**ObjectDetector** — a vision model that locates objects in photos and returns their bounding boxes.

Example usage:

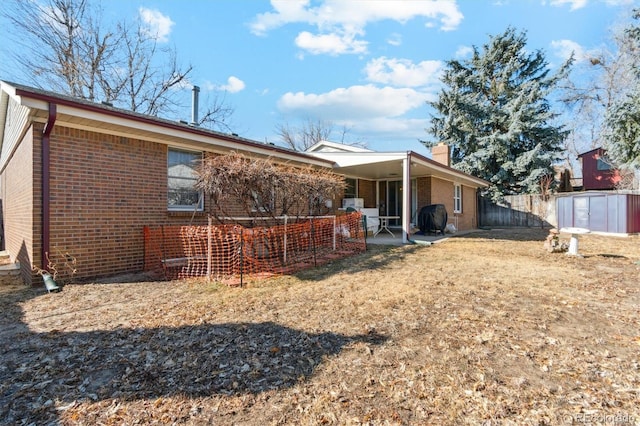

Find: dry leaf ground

[1,228,639,425]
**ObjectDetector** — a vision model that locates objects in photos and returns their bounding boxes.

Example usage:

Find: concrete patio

[364,228,466,246]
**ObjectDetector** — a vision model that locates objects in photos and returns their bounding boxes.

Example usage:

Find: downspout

[42,103,57,271]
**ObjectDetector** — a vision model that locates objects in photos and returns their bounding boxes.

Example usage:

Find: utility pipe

[42,103,57,272]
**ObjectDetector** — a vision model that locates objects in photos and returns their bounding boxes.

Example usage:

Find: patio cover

[308,150,488,243]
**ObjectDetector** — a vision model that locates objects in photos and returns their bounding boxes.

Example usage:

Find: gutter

[42,102,56,271]
[11,84,333,168]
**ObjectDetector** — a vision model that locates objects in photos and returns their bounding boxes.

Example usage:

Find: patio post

[402,153,411,244]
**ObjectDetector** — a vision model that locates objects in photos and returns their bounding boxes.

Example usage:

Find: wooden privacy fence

[478,194,557,228]
[143,213,366,285]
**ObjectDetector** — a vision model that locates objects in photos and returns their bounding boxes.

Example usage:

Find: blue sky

[1,0,637,154]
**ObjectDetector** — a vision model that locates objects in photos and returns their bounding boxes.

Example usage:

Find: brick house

[306,141,488,240]
[0,81,487,284]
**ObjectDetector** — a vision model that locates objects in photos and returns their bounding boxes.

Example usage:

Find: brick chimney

[432,143,450,167]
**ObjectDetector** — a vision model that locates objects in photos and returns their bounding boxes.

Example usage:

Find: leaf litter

[1,228,639,425]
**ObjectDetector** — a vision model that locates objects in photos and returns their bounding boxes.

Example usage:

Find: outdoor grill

[418,204,448,235]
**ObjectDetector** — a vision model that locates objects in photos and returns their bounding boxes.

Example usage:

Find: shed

[556,192,640,234]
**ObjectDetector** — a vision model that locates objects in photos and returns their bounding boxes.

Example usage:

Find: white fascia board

[306,140,374,153]
[309,151,406,167]
[312,150,489,187]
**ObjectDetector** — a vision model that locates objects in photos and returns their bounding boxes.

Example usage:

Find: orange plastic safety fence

[143,213,366,285]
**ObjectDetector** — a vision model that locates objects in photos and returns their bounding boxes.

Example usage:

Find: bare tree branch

[195,153,346,223]
[275,118,365,151]
[2,0,233,128]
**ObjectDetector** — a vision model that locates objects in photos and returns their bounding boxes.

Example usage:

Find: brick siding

[417,176,477,231]
[45,126,211,281]
[1,124,38,284]
[1,121,480,283]
[358,179,376,208]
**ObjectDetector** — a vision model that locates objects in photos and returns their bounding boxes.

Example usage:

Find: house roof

[0,81,489,188]
[577,147,605,158]
[307,148,489,188]
[306,140,373,153]
[0,80,333,169]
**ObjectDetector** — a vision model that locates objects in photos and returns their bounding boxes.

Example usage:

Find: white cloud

[139,7,174,43]
[249,0,313,36]
[548,0,588,11]
[455,45,473,59]
[352,117,429,136]
[250,0,463,55]
[295,30,368,55]
[221,76,246,93]
[277,85,435,146]
[364,57,443,87]
[251,0,463,34]
[205,76,246,93]
[277,84,432,120]
[603,0,635,5]
[551,39,587,62]
[387,33,402,47]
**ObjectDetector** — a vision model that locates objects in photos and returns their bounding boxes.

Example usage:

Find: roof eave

[4,81,333,168]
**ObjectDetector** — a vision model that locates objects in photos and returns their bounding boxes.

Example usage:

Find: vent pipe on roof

[191,85,200,126]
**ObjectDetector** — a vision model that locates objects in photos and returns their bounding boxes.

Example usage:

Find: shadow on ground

[0,285,386,424]
[462,227,549,242]
[293,243,424,282]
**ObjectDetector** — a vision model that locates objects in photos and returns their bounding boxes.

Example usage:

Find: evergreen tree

[425,27,570,201]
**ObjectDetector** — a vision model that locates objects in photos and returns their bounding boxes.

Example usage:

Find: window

[251,189,275,213]
[596,157,613,171]
[168,148,203,211]
[453,184,462,213]
[345,178,357,198]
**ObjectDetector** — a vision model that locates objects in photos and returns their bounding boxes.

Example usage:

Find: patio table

[372,216,400,237]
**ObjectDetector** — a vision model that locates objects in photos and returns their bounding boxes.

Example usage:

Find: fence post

[310,217,317,266]
[333,215,336,251]
[239,227,244,288]
[284,215,288,264]
[207,216,212,282]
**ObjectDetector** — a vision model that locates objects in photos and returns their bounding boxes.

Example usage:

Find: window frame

[250,188,276,213]
[453,183,462,214]
[344,177,358,199]
[596,157,613,171]
[167,147,204,212]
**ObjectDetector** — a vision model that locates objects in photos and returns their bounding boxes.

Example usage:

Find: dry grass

[1,228,639,425]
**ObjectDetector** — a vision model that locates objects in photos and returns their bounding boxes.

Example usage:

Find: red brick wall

[430,177,454,216]
[46,126,209,281]
[358,179,376,208]
[458,183,477,230]
[0,124,38,284]
[416,177,431,208]
[418,177,477,231]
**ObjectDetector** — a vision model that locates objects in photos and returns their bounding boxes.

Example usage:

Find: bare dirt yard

[1,228,639,425]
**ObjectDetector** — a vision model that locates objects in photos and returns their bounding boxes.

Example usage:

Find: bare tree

[2,0,233,129]
[559,9,640,173]
[275,118,363,151]
[195,153,346,223]
[195,91,235,132]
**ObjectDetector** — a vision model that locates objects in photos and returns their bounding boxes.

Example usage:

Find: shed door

[588,196,607,232]
[573,197,589,228]
[573,195,607,232]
